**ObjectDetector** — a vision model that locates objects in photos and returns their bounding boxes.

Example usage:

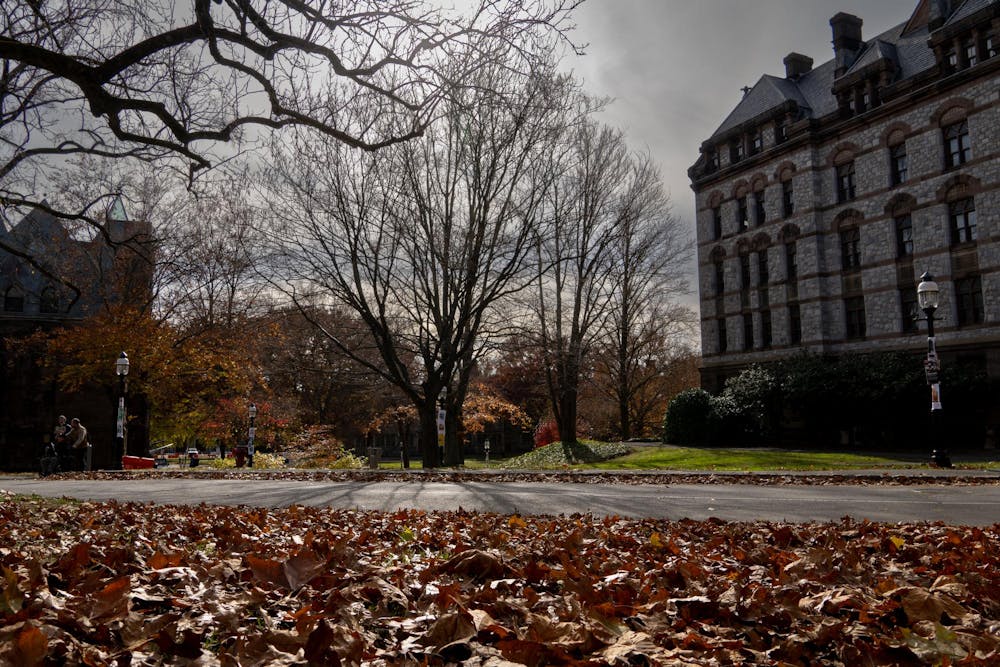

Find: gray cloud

[567,0,919,314]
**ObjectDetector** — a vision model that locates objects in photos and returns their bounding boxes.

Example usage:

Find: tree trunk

[619,392,631,441]
[557,389,578,461]
[418,405,440,468]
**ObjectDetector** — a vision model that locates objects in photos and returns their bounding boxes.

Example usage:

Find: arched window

[3,286,24,313]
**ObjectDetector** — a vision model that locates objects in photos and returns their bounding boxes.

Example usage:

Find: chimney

[784,52,814,79]
[830,12,864,77]
[928,0,952,31]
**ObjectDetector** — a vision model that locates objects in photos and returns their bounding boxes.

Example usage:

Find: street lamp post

[114,351,129,470]
[917,272,951,468]
[247,403,257,468]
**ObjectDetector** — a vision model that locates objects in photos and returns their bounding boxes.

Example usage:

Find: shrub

[663,388,713,445]
[206,452,287,469]
[299,448,365,469]
[533,420,560,449]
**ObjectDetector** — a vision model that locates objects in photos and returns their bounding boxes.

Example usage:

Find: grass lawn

[583,446,926,471]
[364,443,999,471]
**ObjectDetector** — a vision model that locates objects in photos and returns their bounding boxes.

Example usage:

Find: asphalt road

[3,477,1000,525]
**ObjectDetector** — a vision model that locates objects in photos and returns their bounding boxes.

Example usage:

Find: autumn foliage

[2,490,998,665]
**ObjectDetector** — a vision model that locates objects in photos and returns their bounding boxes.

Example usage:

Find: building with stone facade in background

[689,0,1000,424]
[0,199,153,470]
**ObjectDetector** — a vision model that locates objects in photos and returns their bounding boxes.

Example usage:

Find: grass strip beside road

[584,446,929,471]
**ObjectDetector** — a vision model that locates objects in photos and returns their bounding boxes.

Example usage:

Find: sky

[564,0,921,310]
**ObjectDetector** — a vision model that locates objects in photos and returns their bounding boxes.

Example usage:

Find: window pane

[895,215,913,257]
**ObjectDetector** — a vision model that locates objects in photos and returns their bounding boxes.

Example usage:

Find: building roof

[706,0,996,142]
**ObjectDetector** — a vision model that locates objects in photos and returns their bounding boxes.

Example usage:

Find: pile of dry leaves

[1,492,998,665]
[47,468,1000,487]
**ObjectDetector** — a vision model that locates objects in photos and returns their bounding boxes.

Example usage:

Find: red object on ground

[122,455,155,469]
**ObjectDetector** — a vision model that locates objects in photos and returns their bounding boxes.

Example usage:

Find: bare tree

[531,120,627,448]
[531,121,692,447]
[599,152,694,439]
[1,0,581,289]
[264,66,575,466]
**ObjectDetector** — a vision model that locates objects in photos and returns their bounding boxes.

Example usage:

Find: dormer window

[775,121,787,144]
[965,40,978,67]
[946,49,958,70]
[861,91,871,111]
[750,132,763,156]
[986,34,997,59]
[706,150,719,173]
[730,139,744,163]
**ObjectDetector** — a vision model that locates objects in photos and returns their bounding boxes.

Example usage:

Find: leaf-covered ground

[1,491,999,665]
[41,467,1000,487]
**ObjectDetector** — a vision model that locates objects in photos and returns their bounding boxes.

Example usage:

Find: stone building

[0,199,153,470]
[689,0,1000,411]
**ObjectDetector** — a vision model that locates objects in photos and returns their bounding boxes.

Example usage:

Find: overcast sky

[564,0,920,309]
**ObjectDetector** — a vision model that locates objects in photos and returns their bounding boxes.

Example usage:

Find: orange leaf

[247,554,288,588]
[92,576,131,621]
[15,624,48,666]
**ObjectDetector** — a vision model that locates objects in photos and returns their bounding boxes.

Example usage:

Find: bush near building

[664,352,997,449]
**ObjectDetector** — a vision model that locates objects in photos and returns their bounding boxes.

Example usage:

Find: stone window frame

[788,302,802,345]
[707,190,725,240]
[774,162,796,219]
[840,226,862,271]
[750,175,768,227]
[889,142,908,186]
[949,197,977,245]
[3,285,25,313]
[730,137,745,164]
[835,161,857,203]
[717,318,728,354]
[742,312,754,351]
[954,275,984,327]
[964,39,978,67]
[778,223,800,282]
[943,118,971,169]
[894,214,914,258]
[985,32,997,59]
[760,309,773,349]
[739,250,752,292]
[885,192,918,260]
[711,246,727,297]
[844,295,867,340]
[882,123,912,188]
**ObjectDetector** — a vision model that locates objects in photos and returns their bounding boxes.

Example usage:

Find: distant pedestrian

[53,415,72,470]
[67,418,89,471]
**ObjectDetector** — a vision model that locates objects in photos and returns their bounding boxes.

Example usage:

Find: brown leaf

[283,548,326,589]
[893,587,971,624]
[247,554,287,588]
[437,549,514,580]
[15,624,48,666]
[422,611,476,649]
[1,566,24,615]
[91,576,131,621]
[304,619,363,666]
[147,550,183,570]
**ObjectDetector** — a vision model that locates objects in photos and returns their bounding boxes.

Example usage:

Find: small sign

[930,383,942,411]
[924,357,940,385]
[116,397,126,438]
[437,409,446,446]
